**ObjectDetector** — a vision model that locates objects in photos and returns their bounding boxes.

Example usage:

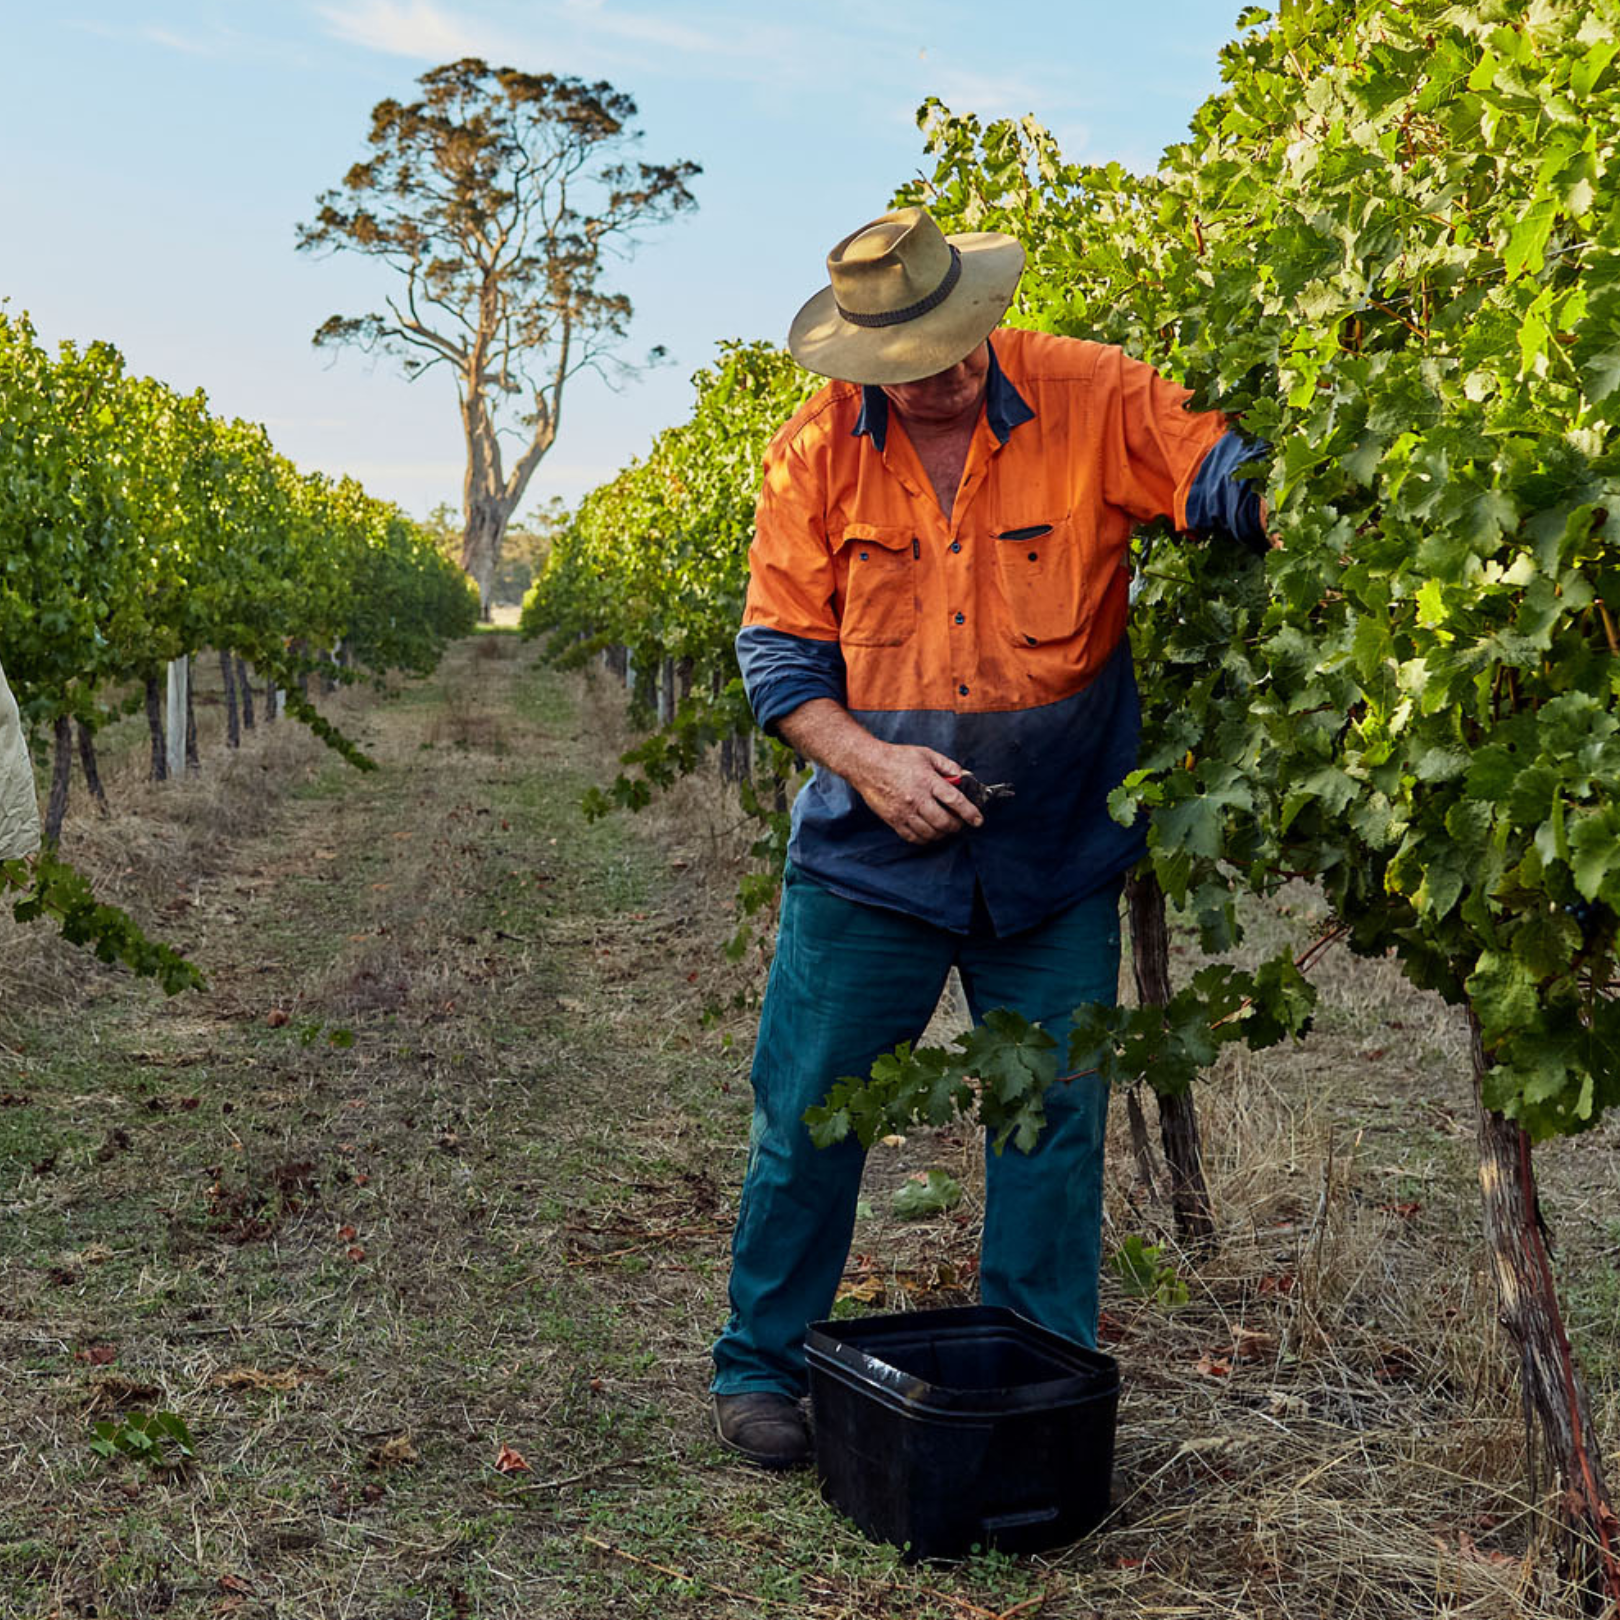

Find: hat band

[834,245,962,329]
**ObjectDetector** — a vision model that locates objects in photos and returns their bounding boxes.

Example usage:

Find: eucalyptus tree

[298,59,700,616]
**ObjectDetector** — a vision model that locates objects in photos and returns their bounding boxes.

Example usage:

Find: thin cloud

[67,16,311,66]
[315,0,501,60]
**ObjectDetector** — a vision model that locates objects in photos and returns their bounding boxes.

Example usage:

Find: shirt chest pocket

[836,524,918,648]
[992,517,1089,646]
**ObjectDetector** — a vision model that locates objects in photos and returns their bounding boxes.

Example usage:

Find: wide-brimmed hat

[787,206,1025,386]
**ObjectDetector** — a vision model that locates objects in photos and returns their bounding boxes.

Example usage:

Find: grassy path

[0,635,1614,1619]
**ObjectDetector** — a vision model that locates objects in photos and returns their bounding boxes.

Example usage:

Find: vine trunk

[144,677,166,782]
[44,716,72,846]
[1469,1013,1620,1612]
[1125,869,1216,1248]
[76,720,108,814]
[220,650,239,748]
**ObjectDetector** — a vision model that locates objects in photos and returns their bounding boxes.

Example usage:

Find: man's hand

[775,699,984,845]
[849,743,983,845]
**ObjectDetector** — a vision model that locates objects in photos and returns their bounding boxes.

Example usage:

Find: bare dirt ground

[0,634,1614,1619]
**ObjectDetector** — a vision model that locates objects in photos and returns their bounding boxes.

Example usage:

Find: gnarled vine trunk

[76,720,108,814]
[1125,869,1216,1249]
[236,658,255,730]
[43,716,72,846]
[184,657,199,772]
[145,677,167,783]
[1469,1013,1620,1612]
[220,650,240,748]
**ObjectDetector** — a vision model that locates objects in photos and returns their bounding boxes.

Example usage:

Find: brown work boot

[713,1392,811,1470]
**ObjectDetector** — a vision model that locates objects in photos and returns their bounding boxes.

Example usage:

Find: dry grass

[0,636,1613,1619]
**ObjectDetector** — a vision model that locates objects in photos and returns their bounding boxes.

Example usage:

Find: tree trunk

[237,658,255,730]
[677,656,694,705]
[220,650,240,748]
[44,716,72,846]
[293,640,311,700]
[145,677,167,783]
[1125,869,1217,1249]
[461,495,510,623]
[265,678,277,724]
[75,720,109,814]
[1469,1013,1620,1611]
[184,657,199,772]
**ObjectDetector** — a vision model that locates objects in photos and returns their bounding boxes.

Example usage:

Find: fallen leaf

[337,1225,358,1242]
[493,1443,530,1475]
[1194,1353,1232,1378]
[266,1009,290,1029]
[835,1275,885,1304]
[1379,1200,1423,1220]
[218,1574,253,1594]
[1231,1327,1278,1362]
[86,1374,159,1413]
[76,1344,117,1366]
[346,1246,366,1262]
[211,1366,320,1393]
[368,1434,418,1470]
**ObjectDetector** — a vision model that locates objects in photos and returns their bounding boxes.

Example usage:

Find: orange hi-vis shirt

[736,326,1244,934]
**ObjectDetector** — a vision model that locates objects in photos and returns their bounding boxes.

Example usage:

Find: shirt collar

[851,337,1035,454]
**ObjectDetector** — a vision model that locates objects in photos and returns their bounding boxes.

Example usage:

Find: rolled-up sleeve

[1184,428,1270,555]
[738,428,845,735]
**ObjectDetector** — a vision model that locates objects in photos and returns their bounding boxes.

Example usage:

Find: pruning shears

[944,771,1015,811]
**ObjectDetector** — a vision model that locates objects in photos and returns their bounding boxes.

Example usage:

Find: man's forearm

[775,699,886,791]
[775,698,983,846]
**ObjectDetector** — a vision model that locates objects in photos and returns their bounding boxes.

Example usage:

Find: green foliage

[891,1168,964,1219]
[0,310,478,753]
[88,1410,196,1469]
[894,0,1620,1140]
[1110,1235,1190,1308]
[2,853,204,995]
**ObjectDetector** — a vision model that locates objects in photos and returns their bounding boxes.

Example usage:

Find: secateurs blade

[944,772,1016,810]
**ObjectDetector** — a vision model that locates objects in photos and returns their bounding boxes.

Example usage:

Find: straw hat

[787,207,1025,386]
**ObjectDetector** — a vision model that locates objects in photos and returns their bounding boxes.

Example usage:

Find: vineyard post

[164,657,188,780]
[658,658,676,726]
[265,679,279,724]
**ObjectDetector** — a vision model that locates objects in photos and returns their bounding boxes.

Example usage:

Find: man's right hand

[850,743,984,845]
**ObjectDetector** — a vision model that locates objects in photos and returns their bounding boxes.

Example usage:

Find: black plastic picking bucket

[805,1304,1120,1562]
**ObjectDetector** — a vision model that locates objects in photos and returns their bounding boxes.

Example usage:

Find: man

[712,207,1266,1469]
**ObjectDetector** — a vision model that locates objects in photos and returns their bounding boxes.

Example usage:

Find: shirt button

[1027,551,1039,562]
[950,540,961,553]
[954,612,965,625]
[958,684,970,696]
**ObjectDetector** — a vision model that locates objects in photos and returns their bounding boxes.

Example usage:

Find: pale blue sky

[1,1,1240,519]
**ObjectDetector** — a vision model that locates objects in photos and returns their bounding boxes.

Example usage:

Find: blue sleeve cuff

[1185,429,1269,554]
[735,625,847,736]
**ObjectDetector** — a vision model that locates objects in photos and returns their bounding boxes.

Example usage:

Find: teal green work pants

[710,864,1122,1397]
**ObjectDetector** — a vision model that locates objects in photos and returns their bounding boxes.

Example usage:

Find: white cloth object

[0,661,40,860]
